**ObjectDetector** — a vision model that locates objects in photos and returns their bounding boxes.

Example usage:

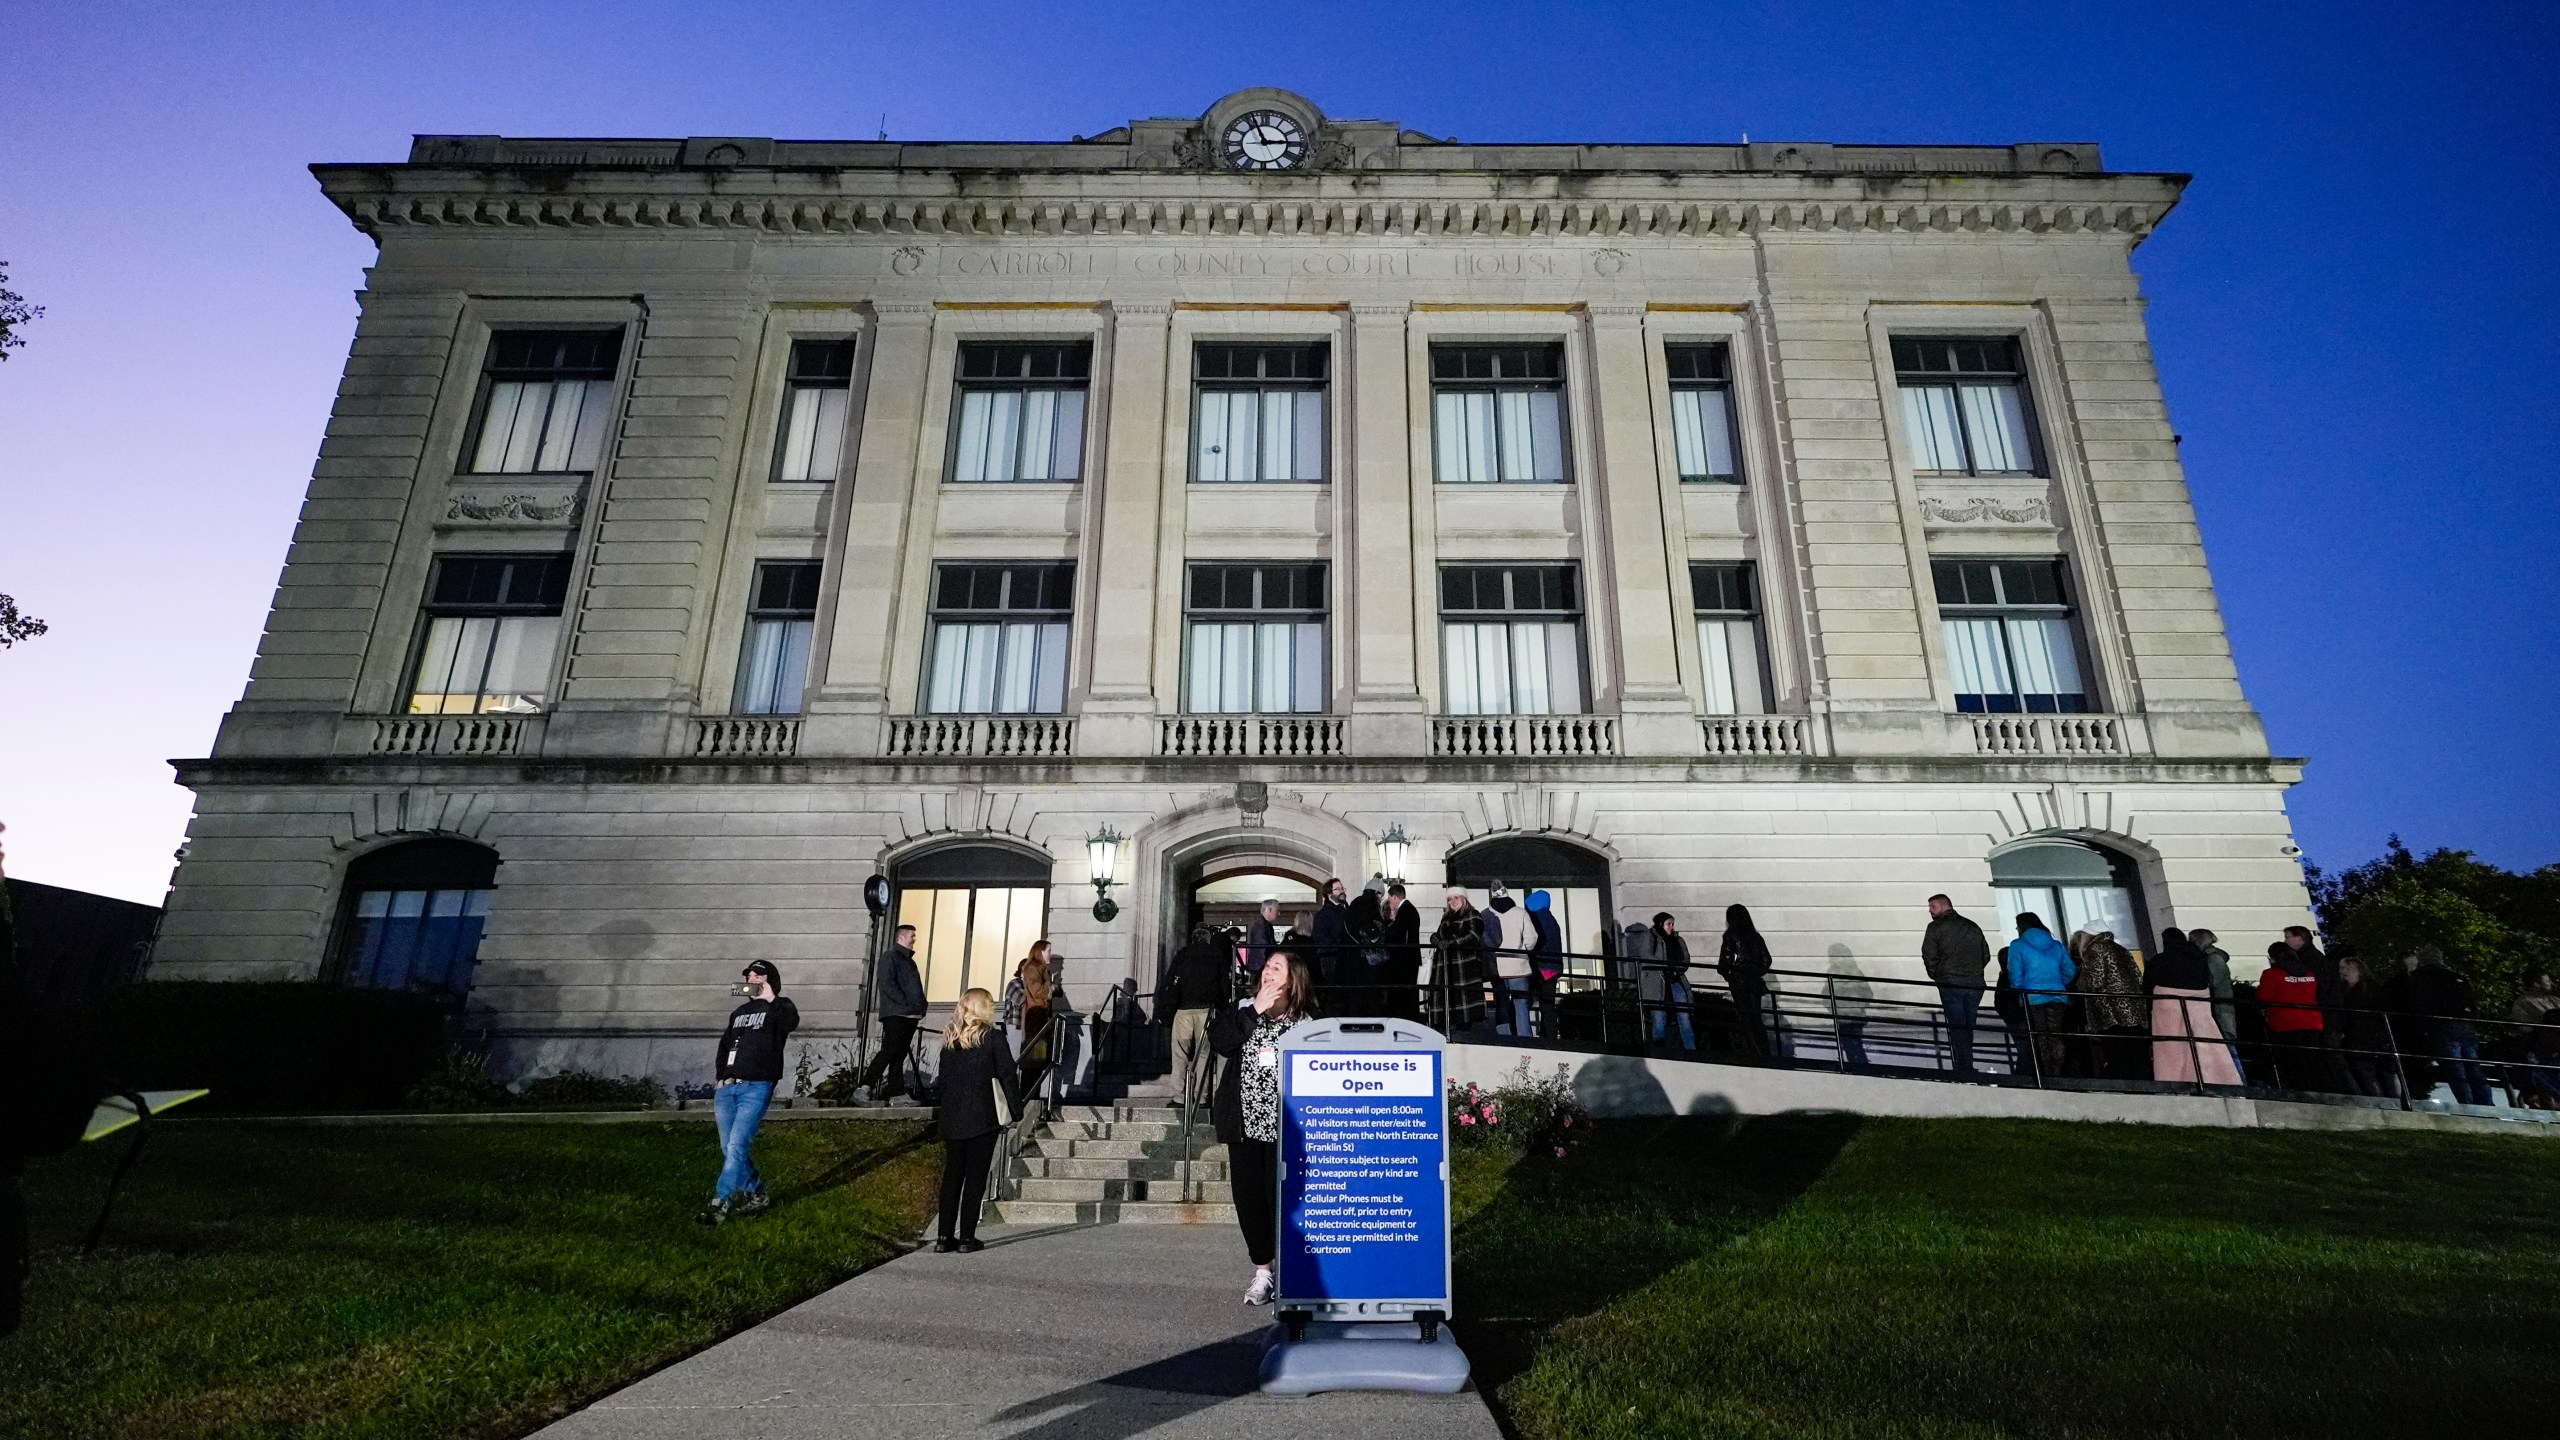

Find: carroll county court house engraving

[154,89,2313,1078]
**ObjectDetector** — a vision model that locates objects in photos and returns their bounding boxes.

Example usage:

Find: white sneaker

[1244,1270,1275,1306]
[851,1085,873,1104]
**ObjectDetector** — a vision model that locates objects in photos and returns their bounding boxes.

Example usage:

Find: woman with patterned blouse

[1208,950,1315,1307]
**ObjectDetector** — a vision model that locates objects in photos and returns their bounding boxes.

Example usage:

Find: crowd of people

[702,886,2560,1269]
[1153,886,2560,1114]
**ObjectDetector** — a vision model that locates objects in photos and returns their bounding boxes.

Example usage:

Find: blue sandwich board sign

[1274,1017,1451,1332]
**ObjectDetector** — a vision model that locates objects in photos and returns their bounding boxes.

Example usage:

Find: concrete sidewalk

[533,1222,1504,1439]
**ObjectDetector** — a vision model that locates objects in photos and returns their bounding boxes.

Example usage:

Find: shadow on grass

[1454,1109,1865,1431]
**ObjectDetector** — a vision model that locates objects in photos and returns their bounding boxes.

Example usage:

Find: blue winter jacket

[1524,891,1565,976]
[2007,928,2075,1005]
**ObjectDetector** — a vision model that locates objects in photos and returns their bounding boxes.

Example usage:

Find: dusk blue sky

[2,1,2554,902]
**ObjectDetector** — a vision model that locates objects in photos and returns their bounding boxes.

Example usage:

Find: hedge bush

[89,982,448,1114]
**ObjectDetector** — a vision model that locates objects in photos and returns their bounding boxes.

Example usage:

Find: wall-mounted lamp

[1377,824,1411,886]
[1087,825,1125,922]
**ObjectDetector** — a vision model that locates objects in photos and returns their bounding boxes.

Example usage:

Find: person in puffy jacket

[2071,926,2149,1081]
[2006,915,2074,1080]
[2259,940,2339,1093]
[1525,890,1565,1031]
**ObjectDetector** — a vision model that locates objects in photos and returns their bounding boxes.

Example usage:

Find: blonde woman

[933,987,1022,1253]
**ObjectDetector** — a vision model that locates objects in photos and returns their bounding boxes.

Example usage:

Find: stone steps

[991,1097,1233,1226]
[989,1198,1239,1225]
[1014,1155,1232,1181]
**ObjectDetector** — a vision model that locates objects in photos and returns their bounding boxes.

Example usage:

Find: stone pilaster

[1584,304,1702,756]
[804,301,937,757]
[1076,300,1176,758]
[1345,302,1425,757]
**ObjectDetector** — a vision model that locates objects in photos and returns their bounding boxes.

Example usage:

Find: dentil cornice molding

[325,181,2174,245]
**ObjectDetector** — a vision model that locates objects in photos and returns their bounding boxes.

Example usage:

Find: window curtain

[346,888,491,998]
[1187,621,1323,712]
[1671,388,1737,480]
[954,389,1085,482]
[777,385,849,481]
[2003,616,2084,712]
[473,379,613,474]
[410,615,558,715]
[738,617,814,715]
[1899,384,1968,473]
[928,621,1068,714]
[1942,617,2014,711]
[1444,621,1580,714]
[1697,618,1766,715]
[1957,382,2031,473]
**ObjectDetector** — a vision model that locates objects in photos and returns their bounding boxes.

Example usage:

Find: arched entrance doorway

[1988,836,2152,958]
[1446,834,1614,976]
[889,842,1053,1007]
[332,836,500,1002]
[1151,831,1340,997]
[1191,872,1321,941]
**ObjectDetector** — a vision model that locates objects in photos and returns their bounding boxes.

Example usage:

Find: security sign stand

[1258,1017,1471,1395]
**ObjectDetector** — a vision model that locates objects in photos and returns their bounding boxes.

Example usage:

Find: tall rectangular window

[1193,343,1327,483]
[925,562,1074,714]
[1184,563,1327,713]
[1665,344,1742,483]
[775,339,855,482]
[1933,557,2091,713]
[1439,565,1585,715]
[1894,336,2041,477]
[407,554,572,714]
[736,561,822,715]
[466,331,621,475]
[1432,344,1569,484]
[950,342,1090,483]
[1690,563,1769,715]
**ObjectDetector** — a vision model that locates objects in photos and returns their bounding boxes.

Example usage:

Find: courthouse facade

[154,90,2314,1079]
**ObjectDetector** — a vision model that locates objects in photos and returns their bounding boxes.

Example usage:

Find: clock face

[1222,110,1309,170]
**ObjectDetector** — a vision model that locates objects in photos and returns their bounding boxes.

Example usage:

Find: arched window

[337,838,500,1000]
[1446,835,1613,973]
[1989,838,2151,957]
[892,844,1052,1005]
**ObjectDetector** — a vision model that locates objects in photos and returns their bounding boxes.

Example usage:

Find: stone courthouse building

[155,89,2314,1079]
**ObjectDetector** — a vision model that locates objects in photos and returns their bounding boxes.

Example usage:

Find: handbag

[991,1075,1015,1128]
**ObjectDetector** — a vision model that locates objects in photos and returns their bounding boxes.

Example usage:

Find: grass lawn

[3,1118,939,1440]
[1454,1116,2560,1440]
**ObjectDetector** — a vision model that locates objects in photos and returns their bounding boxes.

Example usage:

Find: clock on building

[1222,110,1309,170]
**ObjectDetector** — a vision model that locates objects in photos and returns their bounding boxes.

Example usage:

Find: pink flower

[1459,1113,1475,1125]
[1553,1146,1567,1158]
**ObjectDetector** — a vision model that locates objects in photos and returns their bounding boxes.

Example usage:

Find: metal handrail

[1356,939,2560,1111]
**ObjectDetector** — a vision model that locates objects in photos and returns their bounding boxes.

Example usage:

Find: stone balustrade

[1968,713,2127,757]
[689,716,802,759]
[1430,714,1620,758]
[1158,715,1346,758]
[369,715,530,757]
[883,715,1077,759]
[1701,715,1810,756]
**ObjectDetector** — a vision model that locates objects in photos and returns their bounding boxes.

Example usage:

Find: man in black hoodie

[704,960,798,1224]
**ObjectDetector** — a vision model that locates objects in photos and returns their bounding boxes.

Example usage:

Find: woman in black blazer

[934,987,1021,1252]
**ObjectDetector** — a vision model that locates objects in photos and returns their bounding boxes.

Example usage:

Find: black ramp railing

[1296,942,2560,1113]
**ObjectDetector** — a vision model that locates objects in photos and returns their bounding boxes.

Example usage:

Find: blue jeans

[1500,978,1535,1038]
[1938,983,1984,1073]
[713,1080,774,1202]
[1649,985,1696,1049]
[2432,1034,2492,1107]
